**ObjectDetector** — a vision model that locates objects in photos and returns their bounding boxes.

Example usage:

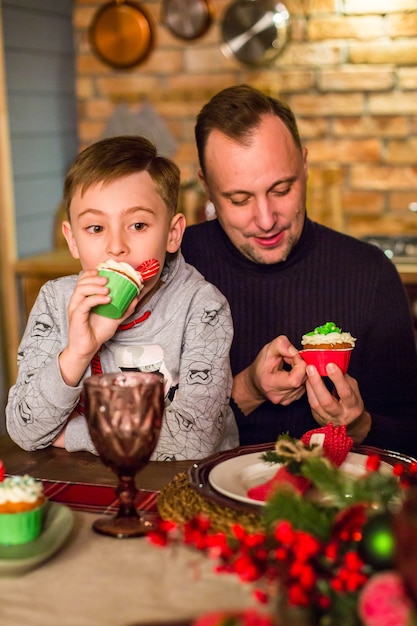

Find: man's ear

[303,146,308,180]
[166,213,186,253]
[198,169,210,198]
[62,221,80,259]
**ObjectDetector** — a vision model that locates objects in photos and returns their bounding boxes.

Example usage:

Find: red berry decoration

[0,459,4,481]
[365,454,381,472]
[332,503,368,543]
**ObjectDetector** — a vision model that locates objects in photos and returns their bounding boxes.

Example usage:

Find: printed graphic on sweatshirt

[12,308,66,448]
[153,305,234,460]
[15,312,59,429]
[111,344,173,397]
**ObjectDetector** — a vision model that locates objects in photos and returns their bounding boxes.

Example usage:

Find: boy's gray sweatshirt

[6,253,239,460]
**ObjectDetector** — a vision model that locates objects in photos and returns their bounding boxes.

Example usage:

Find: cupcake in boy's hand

[299,321,356,376]
[0,462,45,546]
[93,258,160,319]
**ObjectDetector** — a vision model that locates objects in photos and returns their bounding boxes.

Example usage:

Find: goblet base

[92,511,160,538]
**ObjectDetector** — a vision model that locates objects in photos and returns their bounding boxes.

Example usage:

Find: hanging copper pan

[89,0,154,69]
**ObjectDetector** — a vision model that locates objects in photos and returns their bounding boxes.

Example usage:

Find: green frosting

[305,322,341,336]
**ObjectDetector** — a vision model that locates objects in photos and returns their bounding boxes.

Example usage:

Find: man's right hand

[232,335,307,415]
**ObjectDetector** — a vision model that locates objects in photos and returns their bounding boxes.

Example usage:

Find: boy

[6,136,238,460]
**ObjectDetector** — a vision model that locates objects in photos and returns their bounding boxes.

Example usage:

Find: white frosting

[301,332,356,347]
[0,475,44,505]
[97,260,143,290]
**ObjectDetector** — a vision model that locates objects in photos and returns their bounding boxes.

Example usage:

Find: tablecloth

[0,510,260,626]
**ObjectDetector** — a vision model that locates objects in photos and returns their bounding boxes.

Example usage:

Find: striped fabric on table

[1,475,158,516]
[41,479,159,515]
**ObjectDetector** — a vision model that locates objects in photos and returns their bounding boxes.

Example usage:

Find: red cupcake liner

[300,348,353,376]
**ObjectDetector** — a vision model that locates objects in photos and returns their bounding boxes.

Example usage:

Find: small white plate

[208,451,393,507]
[0,502,74,576]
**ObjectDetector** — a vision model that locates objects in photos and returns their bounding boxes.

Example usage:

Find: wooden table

[0,435,191,491]
[0,436,259,626]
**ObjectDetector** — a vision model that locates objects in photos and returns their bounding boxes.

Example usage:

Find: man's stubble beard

[239,234,297,265]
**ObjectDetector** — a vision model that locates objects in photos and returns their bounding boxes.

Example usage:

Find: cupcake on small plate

[300,321,356,376]
[0,461,45,546]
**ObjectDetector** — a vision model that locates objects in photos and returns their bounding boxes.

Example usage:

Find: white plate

[0,502,74,576]
[208,451,393,507]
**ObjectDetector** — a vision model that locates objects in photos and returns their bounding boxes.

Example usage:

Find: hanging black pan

[89,0,154,69]
[161,0,215,40]
[220,0,290,66]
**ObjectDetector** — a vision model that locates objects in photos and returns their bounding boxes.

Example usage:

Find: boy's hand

[59,270,139,386]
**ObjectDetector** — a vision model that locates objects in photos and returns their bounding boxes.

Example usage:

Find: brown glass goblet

[84,371,164,538]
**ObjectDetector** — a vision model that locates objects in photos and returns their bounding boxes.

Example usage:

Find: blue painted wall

[3,0,78,257]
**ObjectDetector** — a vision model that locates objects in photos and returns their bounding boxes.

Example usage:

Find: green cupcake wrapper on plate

[0,503,45,546]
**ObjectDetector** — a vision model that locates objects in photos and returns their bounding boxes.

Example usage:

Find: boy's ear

[166,213,186,253]
[62,221,80,259]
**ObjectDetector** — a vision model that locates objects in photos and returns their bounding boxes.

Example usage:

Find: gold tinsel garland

[157,473,263,535]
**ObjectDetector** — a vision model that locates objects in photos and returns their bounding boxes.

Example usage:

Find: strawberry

[136,258,160,282]
[301,423,353,467]
[0,460,4,482]
[247,466,310,502]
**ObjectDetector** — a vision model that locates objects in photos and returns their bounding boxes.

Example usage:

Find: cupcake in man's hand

[299,321,356,376]
[0,461,46,546]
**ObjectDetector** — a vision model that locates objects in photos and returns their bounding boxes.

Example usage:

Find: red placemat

[41,479,158,515]
[4,474,158,515]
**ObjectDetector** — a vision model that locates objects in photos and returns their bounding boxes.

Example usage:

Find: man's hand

[232,335,307,415]
[305,362,371,442]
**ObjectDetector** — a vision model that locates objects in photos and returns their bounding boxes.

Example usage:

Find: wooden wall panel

[3,0,78,257]
[11,135,76,176]
[0,4,19,420]
[0,0,79,421]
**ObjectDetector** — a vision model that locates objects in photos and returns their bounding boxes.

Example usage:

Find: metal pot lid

[220,0,290,66]
[162,0,215,40]
[89,0,154,69]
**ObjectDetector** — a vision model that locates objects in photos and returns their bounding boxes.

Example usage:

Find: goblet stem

[92,470,159,538]
[115,473,139,519]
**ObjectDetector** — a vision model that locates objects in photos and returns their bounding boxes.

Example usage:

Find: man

[182,84,417,456]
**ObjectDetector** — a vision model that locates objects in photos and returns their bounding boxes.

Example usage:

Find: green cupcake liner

[93,269,139,319]
[0,503,45,546]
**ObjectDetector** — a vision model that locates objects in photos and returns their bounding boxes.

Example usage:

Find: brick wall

[73,0,417,236]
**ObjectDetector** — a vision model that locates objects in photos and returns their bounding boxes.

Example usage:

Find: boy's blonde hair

[63,135,180,220]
